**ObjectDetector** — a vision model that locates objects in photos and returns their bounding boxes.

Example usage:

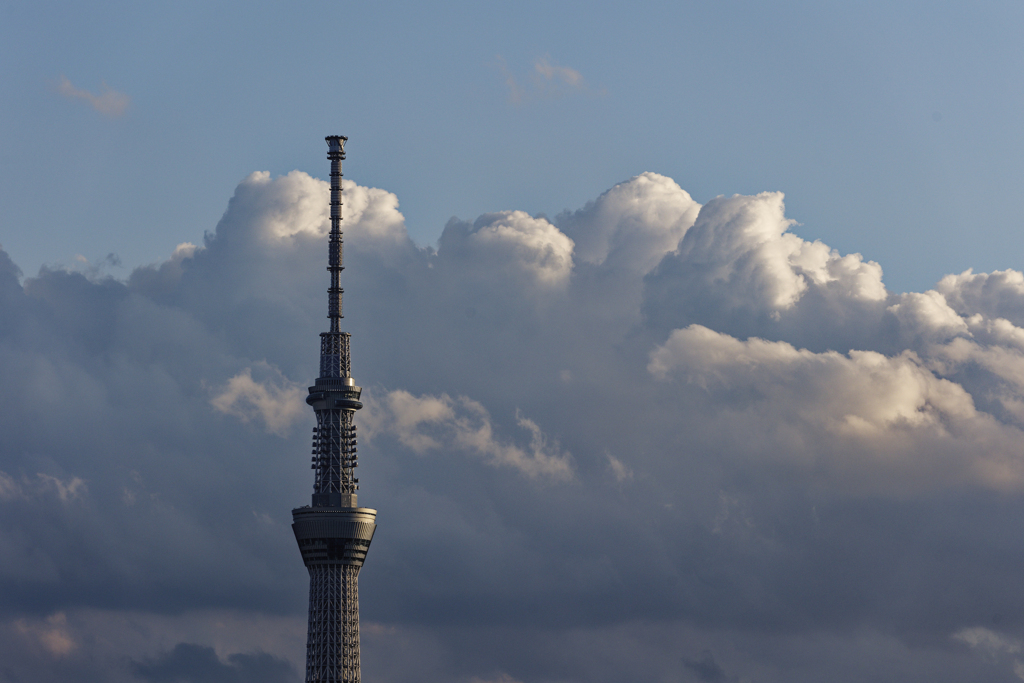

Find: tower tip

[326,135,348,159]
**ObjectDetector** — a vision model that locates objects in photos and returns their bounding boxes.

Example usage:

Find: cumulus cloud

[888,289,969,343]
[364,390,573,480]
[221,171,407,246]
[56,75,130,117]
[648,327,969,434]
[439,210,575,288]
[557,172,701,274]
[7,168,1024,682]
[938,268,1024,324]
[211,366,306,436]
[643,191,889,348]
[649,325,1024,492]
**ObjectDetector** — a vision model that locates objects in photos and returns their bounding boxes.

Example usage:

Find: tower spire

[293,135,377,683]
[326,135,346,337]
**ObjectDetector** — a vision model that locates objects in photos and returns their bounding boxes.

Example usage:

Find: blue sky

[3,1,1024,292]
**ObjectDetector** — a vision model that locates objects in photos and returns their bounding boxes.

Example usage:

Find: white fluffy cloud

[667,191,885,311]
[210,170,407,248]
[436,210,575,290]
[938,268,1024,324]
[558,171,700,274]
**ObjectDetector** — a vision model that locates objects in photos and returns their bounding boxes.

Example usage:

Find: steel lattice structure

[292,135,377,683]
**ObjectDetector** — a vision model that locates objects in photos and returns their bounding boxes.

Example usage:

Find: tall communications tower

[292,135,377,683]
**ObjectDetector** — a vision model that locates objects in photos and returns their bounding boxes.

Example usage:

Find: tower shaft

[293,135,376,683]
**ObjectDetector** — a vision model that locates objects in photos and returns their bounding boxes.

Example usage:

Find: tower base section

[305,563,362,683]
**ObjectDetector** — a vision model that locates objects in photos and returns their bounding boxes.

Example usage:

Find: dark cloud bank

[3,170,1024,682]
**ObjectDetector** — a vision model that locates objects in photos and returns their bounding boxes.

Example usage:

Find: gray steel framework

[293,135,377,683]
[305,564,361,682]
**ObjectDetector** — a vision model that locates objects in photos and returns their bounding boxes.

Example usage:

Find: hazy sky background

[6,2,1024,683]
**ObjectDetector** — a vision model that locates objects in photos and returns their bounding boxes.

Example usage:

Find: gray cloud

[131,643,296,683]
[682,649,731,683]
[2,170,1024,681]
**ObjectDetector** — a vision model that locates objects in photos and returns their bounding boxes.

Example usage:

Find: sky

[4,1,1024,682]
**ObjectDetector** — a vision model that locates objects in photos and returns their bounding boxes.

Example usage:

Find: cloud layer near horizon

[3,170,1024,682]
